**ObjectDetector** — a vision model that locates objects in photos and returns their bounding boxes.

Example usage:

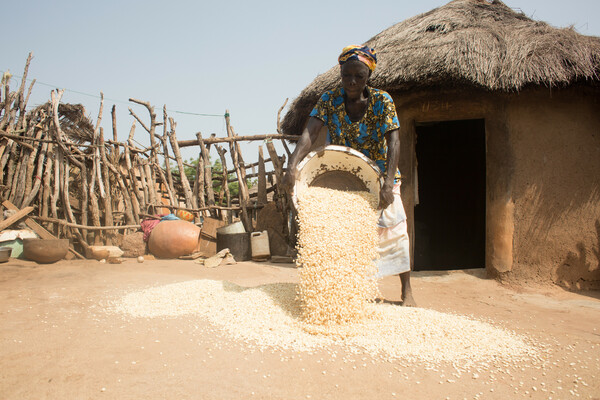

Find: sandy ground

[0,257,599,400]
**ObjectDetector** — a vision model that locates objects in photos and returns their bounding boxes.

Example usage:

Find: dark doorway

[414,119,486,271]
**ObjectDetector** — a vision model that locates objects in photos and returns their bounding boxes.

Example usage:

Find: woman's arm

[380,128,400,209]
[281,117,324,193]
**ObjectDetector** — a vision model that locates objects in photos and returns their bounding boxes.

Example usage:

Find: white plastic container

[250,231,270,261]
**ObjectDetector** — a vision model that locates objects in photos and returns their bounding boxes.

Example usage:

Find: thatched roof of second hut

[281,0,600,134]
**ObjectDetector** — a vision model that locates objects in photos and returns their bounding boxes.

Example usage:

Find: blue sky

[4,0,599,162]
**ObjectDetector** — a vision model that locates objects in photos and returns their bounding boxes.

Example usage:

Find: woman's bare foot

[376,298,403,306]
[401,290,417,307]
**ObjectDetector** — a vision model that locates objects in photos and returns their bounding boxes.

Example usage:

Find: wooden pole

[15,52,33,131]
[276,98,292,158]
[49,90,85,168]
[153,161,175,208]
[227,169,275,182]
[0,130,94,146]
[257,145,267,206]
[50,146,60,230]
[31,216,141,231]
[99,128,114,238]
[196,132,215,209]
[125,122,144,211]
[0,79,13,131]
[0,127,16,189]
[104,154,137,225]
[39,141,54,223]
[167,117,196,209]
[62,157,81,237]
[88,146,102,239]
[193,153,206,215]
[137,158,150,209]
[160,105,177,205]
[5,61,36,205]
[110,105,120,164]
[93,94,106,200]
[85,94,105,243]
[214,144,231,222]
[129,98,160,206]
[265,139,289,238]
[177,133,299,148]
[225,111,251,231]
[9,125,33,206]
[4,136,22,201]
[0,206,34,231]
[21,124,46,207]
[142,160,158,207]
[215,144,231,207]
[22,136,49,208]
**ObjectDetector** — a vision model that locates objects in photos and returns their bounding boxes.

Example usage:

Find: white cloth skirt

[376,181,411,277]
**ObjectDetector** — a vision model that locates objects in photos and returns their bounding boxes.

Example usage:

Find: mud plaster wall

[391,87,600,288]
[508,88,600,289]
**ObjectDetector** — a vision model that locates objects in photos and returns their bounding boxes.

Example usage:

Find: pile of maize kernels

[109,279,540,368]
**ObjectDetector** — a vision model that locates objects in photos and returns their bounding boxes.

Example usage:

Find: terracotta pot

[23,238,69,264]
[148,220,200,259]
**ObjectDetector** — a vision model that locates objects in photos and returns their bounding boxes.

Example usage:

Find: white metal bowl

[292,145,382,209]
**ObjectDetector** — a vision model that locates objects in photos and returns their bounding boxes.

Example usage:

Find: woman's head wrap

[338,45,377,72]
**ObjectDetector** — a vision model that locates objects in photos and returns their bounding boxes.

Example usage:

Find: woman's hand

[280,117,325,196]
[281,168,297,195]
[379,181,394,210]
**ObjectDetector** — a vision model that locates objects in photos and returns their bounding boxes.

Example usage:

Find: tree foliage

[172,157,255,200]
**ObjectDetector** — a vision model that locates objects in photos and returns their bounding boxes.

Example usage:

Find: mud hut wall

[390,87,600,287]
[506,87,600,289]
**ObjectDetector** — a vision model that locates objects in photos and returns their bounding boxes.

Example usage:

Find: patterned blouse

[309,86,400,175]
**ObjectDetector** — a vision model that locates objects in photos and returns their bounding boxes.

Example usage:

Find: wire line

[4,72,225,118]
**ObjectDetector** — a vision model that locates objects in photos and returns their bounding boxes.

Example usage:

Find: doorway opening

[414,119,486,271]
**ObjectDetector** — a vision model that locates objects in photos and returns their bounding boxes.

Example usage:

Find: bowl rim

[292,144,382,209]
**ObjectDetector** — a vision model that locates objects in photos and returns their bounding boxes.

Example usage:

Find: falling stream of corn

[296,186,381,331]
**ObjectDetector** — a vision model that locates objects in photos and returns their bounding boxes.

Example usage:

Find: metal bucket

[217,232,251,261]
[216,221,246,235]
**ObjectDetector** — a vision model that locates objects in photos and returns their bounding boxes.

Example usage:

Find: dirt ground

[1,258,599,400]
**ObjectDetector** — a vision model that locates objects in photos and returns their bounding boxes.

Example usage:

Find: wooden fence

[0,53,298,252]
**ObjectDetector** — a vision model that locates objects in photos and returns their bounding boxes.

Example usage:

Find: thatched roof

[57,104,95,143]
[281,0,600,134]
[30,102,95,143]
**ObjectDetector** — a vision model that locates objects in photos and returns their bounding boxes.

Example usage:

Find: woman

[282,45,415,307]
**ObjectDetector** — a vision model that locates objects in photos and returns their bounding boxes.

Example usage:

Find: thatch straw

[57,103,94,143]
[281,0,600,134]
[28,102,94,143]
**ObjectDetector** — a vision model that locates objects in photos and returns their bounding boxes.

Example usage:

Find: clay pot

[23,238,69,264]
[148,220,200,259]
